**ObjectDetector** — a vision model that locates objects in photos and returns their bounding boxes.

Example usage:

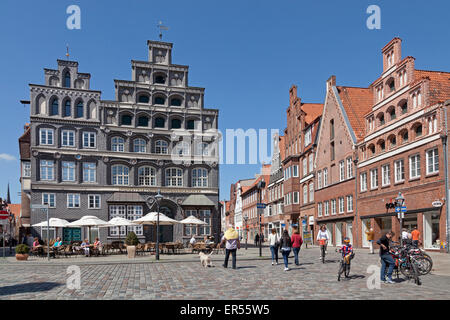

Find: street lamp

[147,190,163,260]
[257,178,266,257]
[243,216,248,250]
[395,192,405,245]
[8,213,13,254]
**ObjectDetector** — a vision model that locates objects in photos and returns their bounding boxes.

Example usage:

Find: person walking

[254,233,260,246]
[268,229,279,265]
[316,225,329,260]
[279,230,292,271]
[376,231,395,284]
[411,227,420,248]
[221,226,240,269]
[365,227,375,254]
[291,227,303,266]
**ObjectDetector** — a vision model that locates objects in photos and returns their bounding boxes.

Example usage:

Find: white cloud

[0,153,16,161]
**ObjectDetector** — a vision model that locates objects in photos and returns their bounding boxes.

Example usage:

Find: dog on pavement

[199,251,213,267]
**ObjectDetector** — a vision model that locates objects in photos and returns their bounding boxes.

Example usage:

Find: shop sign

[308,216,314,225]
[432,200,443,208]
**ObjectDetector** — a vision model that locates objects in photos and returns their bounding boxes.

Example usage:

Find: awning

[107,193,146,203]
[181,194,215,206]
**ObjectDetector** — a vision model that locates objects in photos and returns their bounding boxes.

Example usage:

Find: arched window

[388,135,396,149]
[368,144,375,155]
[174,141,190,155]
[112,165,129,185]
[64,99,71,117]
[121,114,132,126]
[137,116,149,127]
[387,106,396,121]
[111,137,125,152]
[154,75,165,84]
[187,120,196,130]
[50,98,59,116]
[76,101,83,118]
[154,96,165,105]
[155,140,168,154]
[165,168,183,187]
[377,140,386,152]
[399,129,408,144]
[192,168,208,187]
[387,78,395,92]
[138,166,156,186]
[133,138,146,153]
[63,71,71,88]
[377,113,385,126]
[413,124,423,138]
[36,95,46,115]
[170,98,182,107]
[400,101,408,114]
[171,119,182,129]
[154,117,165,128]
[138,94,150,103]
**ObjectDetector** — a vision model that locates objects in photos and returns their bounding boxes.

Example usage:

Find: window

[174,141,190,155]
[88,195,101,209]
[324,201,329,216]
[323,168,328,187]
[61,130,75,147]
[64,100,71,117]
[192,168,208,187]
[317,170,322,189]
[155,117,165,128]
[346,157,353,179]
[199,210,211,235]
[331,199,336,215]
[83,163,96,183]
[154,75,165,84]
[111,137,125,152]
[339,161,345,181]
[109,205,126,236]
[134,138,146,153]
[428,116,437,134]
[309,154,313,173]
[76,101,83,118]
[318,203,323,217]
[155,140,168,154]
[330,119,334,140]
[62,161,76,182]
[195,142,210,156]
[23,162,31,178]
[409,154,421,179]
[121,114,132,126]
[40,160,55,181]
[40,128,54,145]
[379,114,385,126]
[330,142,335,161]
[138,166,156,186]
[381,164,390,186]
[347,195,353,212]
[401,102,408,114]
[165,168,183,187]
[389,136,397,149]
[138,95,150,103]
[187,120,195,130]
[82,132,96,148]
[401,130,408,143]
[154,96,165,105]
[370,168,378,189]
[388,79,395,92]
[42,193,55,208]
[127,206,143,235]
[137,116,149,127]
[379,140,386,152]
[395,159,405,183]
[294,191,299,204]
[360,172,367,192]
[64,71,71,88]
[171,119,182,129]
[389,108,396,120]
[170,98,182,107]
[339,197,344,214]
[426,148,439,174]
[67,194,80,208]
[309,183,314,202]
[305,127,312,146]
[112,165,129,185]
[302,185,307,204]
[184,210,198,236]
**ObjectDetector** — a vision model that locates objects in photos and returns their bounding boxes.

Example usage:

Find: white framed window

[409,154,421,179]
[195,142,210,156]
[381,164,390,186]
[294,191,299,204]
[127,205,143,235]
[40,128,54,145]
[199,209,211,235]
[62,161,76,182]
[184,210,198,236]
[192,168,208,187]
[309,154,313,173]
[174,141,190,156]
[83,162,96,183]
[303,158,307,176]
[339,161,345,181]
[309,182,314,202]
[112,165,129,185]
[23,162,31,178]
[88,195,101,209]
[394,159,405,182]
[82,132,96,148]
[360,172,367,192]
[67,194,80,208]
[138,166,156,186]
[303,185,308,204]
[323,168,328,187]
[338,197,344,214]
[324,201,329,216]
[347,195,353,212]
[426,148,439,175]
[109,205,127,236]
[346,157,353,179]
[40,160,55,181]
[42,193,55,208]
[133,138,147,153]
[331,199,336,215]
[305,127,312,146]
[370,168,378,189]
[317,170,322,189]
[165,167,183,187]
[318,203,323,217]
[61,130,75,147]
[155,140,168,154]
[111,137,125,152]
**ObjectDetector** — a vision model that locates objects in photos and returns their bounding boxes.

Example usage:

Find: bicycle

[390,243,433,275]
[337,249,355,281]
[390,246,421,285]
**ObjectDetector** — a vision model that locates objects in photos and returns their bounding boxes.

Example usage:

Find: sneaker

[275,262,278,265]
[271,261,274,265]
[387,279,395,284]
[222,264,227,268]
[284,267,289,271]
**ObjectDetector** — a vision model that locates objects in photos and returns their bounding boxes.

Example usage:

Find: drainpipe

[443,100,450,253]
[354,157,359,247]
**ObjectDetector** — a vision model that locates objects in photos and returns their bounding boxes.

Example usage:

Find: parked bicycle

[390,242,433,275]
[390,245,421,285]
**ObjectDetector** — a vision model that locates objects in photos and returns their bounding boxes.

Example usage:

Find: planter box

[15,254,29,261]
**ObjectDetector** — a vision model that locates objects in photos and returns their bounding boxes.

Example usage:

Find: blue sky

[0,0,449,203]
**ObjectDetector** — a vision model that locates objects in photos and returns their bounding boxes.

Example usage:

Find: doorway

[423,211,440,249]
[346,222,353,245]
[362,220,369,248]
[335,223,343,246]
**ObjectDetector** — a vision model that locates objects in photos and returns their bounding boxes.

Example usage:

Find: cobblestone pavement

[1,247,450,300]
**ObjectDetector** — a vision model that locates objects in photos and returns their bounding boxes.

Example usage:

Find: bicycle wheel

[321,246,325,264]
[338,262,344,281]
[345,263,351,278]
[399,263,413,278]
[415,256,432,275]
[411,261,421,285]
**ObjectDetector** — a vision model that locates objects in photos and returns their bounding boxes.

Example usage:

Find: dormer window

[63,71,71,88]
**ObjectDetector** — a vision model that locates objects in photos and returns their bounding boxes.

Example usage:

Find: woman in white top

[268,229,279,265]
[316,225,329,259]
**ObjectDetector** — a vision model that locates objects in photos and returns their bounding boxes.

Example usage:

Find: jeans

[412,240,419,248]
[224,249,237,269]
[270,245,278,263]
[293,247,300,265]
[380,253,395,281]
[281,249,291,268]
[369,240,374,254]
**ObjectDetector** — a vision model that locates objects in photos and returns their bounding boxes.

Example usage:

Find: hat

[224,227,238,240]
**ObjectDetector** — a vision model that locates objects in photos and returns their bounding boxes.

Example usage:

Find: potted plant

[15,244,30,261]
[125,232,139,258]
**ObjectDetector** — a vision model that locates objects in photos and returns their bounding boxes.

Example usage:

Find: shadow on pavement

[347,274,366,280]
[236,266,257,269]
[0,282,62,296]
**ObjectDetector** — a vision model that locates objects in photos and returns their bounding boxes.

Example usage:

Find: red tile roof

[414,70,450,105]
[301,103,323,124]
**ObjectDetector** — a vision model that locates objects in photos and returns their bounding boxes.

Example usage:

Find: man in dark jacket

[376,231,395,284]
[254,233,260,246]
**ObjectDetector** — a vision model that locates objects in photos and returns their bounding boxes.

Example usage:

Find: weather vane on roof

[157,21,169,40]
[66,44,70,60]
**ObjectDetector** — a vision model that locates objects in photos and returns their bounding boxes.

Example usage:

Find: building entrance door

[335,223,343,246]
[423,211,440,249]
[362,220,369,248]
[346,222,353,245]
[159,206,174,243]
